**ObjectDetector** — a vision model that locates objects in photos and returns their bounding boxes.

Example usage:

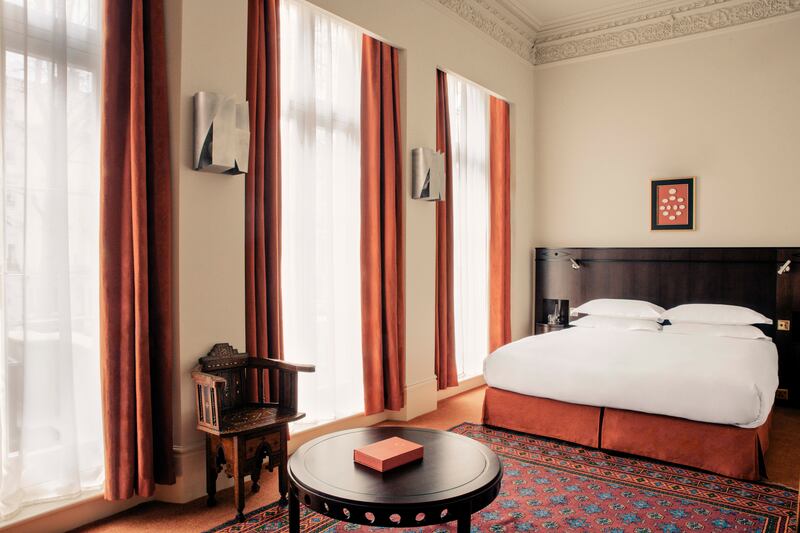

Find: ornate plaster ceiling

[432,0,800,65]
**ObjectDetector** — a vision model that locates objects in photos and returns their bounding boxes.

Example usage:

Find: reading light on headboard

[778,259,791,275]
[539,250,582,271]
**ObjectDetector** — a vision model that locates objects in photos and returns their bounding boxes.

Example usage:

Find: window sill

[1,489,101,529]
[0,489,145,532]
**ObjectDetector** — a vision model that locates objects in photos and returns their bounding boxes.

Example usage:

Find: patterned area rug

[207,423,797,532]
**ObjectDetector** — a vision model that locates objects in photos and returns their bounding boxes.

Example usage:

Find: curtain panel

[448,75,490,378]
[0,0,105,517]
[246,0,283,401]
[360,35,405,415]
[279,0,366,424]
[434,70,459,390]
[100,0,175,499]
[489,96,511,352]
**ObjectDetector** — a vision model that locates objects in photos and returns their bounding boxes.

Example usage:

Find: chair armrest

[191,365,227,384]
[192,365,224,432]
[246,357,315,373]
[245,358,314,412]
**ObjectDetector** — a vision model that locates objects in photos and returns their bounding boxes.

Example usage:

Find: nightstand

[534,323,570,335]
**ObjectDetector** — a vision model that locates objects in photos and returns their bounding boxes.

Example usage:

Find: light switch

[777,320,790,331]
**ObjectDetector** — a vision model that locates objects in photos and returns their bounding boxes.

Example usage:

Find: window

[280,0,365,427]
[0,0,104,518]
[448,75,490,378]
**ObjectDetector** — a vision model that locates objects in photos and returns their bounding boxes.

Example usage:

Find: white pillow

[662,323,770,340]
[573,299,665,320]
[571,315,662,332]
[660,304,771,326]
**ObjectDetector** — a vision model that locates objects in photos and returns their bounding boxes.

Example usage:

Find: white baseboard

[436,374,485,402]
[386,376,438,422]
[153,441,208,504]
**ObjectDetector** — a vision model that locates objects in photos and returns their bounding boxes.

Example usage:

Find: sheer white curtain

[448,75,489,379]
[280,0,364,427]
[0,0,104,519]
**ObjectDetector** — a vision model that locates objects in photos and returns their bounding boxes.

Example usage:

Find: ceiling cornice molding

[536,0,701,35]
[433,0,537,64]
[534,0,800,65]
[494,0,543,31]
[434,0,800,66]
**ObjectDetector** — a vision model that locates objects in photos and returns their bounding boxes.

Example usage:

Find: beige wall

[157,0,536,505]
[173,0,250,451]
[155,0,250,503]
[534,16,800,247]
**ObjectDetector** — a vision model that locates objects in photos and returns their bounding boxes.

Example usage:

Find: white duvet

[483,328,778,428]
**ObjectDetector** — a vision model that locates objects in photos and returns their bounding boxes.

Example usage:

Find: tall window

[280,0,365,427]
[448,75,490,378]
[0,0,104,518]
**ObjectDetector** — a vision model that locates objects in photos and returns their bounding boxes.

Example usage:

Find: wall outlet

[777,320,790,331]
[776,388,789,400]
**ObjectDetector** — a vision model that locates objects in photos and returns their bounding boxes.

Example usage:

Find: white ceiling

[505,0,685,32]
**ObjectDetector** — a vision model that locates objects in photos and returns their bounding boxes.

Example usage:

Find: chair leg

[278,460,288,506]
[233,437,246,522]
[251,455,263,494]
[205,436,218,507]
[278,430,288,506]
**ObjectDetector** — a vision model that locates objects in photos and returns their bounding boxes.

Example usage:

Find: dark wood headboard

[534,247,800,407]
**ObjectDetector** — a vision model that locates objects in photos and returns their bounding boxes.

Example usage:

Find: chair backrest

[198,343,249,412]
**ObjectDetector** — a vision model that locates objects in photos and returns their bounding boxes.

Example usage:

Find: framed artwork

[651,177,695,231]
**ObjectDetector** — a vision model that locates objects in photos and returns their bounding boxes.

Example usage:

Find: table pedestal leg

[457,514,471,533]
[289,488,300,533]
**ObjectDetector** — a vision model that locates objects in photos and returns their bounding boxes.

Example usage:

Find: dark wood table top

[288,426,502,508]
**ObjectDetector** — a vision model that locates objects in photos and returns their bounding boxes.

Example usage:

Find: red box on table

[353,436,424,472]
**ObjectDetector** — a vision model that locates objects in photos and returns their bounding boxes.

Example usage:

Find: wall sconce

[193,92,250,175]
[411,147,445,201]
[778,259,791,275]
[570,258,581,270]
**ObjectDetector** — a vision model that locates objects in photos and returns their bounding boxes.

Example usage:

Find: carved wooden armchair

[193,343,315,521]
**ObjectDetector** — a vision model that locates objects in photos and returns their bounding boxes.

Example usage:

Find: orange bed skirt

[483,387,771,481]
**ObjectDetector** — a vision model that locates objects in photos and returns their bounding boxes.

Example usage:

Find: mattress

[483,327,778,428]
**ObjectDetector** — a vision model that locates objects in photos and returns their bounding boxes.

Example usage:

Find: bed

[481,247,799,481]
[485,327,778,428]
[483,327,777,479]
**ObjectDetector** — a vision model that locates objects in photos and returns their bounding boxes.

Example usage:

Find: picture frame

[651,177,695,231]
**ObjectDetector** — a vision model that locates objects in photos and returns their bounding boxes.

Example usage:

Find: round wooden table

[287,427,502,532]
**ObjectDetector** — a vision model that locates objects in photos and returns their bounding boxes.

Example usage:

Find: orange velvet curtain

[360,35,406,414]
[100,0,175,499]
[489,96,511,352]
[434,70,459,390]
[246,0,283,400]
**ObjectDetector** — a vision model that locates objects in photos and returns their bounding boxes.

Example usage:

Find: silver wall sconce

[411,147,445,201]
[193,92,250,174]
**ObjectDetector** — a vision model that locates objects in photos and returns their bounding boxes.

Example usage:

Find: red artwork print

[656,183,689,225]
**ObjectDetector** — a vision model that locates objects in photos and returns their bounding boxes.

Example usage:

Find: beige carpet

[75,387,800,532]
